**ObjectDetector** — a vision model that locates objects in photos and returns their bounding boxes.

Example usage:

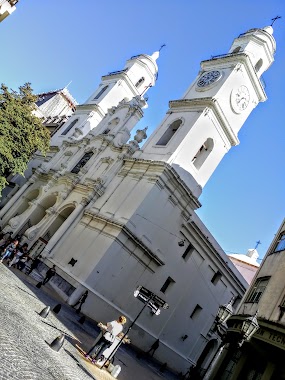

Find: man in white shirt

[85,315,127,364]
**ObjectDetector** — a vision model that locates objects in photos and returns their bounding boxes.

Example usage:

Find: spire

[150,44,166,62]
[151,51,160,61]
[263,25,274,35]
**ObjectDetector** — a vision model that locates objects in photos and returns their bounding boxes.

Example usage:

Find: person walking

[0,240,19,262]
[72,290,89,314]
[9,243,29,268]
[42,265,56,284]
[85,315,127,364]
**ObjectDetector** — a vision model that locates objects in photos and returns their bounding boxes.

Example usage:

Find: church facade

[0,25,276,373]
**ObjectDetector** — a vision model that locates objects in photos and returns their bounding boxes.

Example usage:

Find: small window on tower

[62,119,79,135]
[182,243,194,261]
[135,77,145,88]
[160,277,175,294]
[211,271,222,285]
[255,59,263,73]
[190,304,202,319]
[94,85,108,100]
[192,138,214,169]
[156,119,182,146]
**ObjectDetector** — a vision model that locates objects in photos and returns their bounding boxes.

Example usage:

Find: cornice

[76,103,105,118]
[122,158,201,209]
[83,211,164,266]
[169,98,239,146]
[188,220,247,292]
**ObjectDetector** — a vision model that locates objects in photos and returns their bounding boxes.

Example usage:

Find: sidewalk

[0,263,180,380]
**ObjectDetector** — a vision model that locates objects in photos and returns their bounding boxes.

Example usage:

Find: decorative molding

[82,211,164,266]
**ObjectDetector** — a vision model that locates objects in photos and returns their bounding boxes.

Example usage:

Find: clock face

[197,71,222,87]
[232,85,250,112]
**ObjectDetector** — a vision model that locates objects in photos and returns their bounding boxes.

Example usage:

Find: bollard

[49,334,65,352]
[78,316,85,324]
[39,306,50,318]
[36,282,42,288]
[111,365,121,378]
[53,304,61,314]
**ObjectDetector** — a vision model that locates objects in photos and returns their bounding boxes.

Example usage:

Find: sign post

[100,285,169,368]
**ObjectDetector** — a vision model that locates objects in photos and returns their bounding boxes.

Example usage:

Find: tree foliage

[0,83,50,194]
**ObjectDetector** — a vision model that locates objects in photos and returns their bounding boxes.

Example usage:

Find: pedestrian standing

[72,290,89,314]
[42,265,56,284]
[85,315,127,364]
[27,255,41,275]
[146,339,160,357]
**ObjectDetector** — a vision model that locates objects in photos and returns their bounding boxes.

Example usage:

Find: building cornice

[169,98,239,146]
[83,211,165,266]
[122,158,201,209]
[188,220,247,292]
[76,103,105,118]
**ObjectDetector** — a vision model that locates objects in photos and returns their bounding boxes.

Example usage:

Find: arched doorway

[195,339,218,378]
[41,206,75,241]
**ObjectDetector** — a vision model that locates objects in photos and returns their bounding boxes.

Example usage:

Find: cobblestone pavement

[0,264,180,380]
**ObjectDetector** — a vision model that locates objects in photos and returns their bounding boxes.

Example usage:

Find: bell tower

[138,26,276,197]
[51,51,159,145]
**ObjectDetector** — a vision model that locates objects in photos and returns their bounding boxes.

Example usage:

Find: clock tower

[137,26,276,197]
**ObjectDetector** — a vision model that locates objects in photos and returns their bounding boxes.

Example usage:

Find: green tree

[0,83,50,195]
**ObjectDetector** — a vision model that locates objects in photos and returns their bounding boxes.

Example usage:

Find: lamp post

[239,311,259,346]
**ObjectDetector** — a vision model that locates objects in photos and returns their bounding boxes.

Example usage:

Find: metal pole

[100,295,154,368]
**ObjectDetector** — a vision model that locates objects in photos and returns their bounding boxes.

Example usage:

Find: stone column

[0,179,33,220]
[260,362,275,380]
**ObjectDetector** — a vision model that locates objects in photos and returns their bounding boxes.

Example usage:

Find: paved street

[0,263,180,380]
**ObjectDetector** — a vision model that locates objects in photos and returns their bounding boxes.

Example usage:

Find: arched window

[232,46,242,54]
[255,59,263,73]
[135,77,145,88]
[62,119,79,135]
[192,138,214,169]
[71,151,94,174]
[156,120,182,146]
[94,85,108,100]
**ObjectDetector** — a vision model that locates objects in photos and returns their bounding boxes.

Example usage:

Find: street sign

[134,286,169,314]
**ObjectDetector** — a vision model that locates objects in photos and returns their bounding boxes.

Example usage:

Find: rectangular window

[211,270,222,285]
[246,277,270,303]
[190,304,202,319]
[273,232,285,253]
[160,277,175,294]
[182,243,194,261]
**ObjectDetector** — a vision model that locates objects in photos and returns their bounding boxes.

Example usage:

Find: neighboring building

[34,88,77,135]
[0,25,276,373]
[210,219,285,380]
[0,88,77,208]
[228,248,260,284]
[0,0,18,22]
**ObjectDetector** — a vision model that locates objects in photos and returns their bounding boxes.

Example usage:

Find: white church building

[0,25,276,373]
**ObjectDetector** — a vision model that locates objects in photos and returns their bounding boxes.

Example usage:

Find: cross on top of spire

[271,15,281,26]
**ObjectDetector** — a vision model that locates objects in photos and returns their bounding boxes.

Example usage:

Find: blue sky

[1,0,285,260]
